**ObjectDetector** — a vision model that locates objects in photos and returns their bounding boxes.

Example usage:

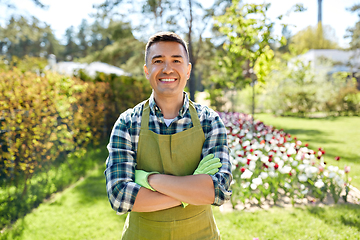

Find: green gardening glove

[193,154,222,175]
[182,155,222,208]
[135,169,159,191]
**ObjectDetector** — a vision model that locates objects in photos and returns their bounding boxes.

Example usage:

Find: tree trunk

[187,0,196,101]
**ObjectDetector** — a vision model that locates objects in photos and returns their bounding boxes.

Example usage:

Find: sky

[0,0,359,48]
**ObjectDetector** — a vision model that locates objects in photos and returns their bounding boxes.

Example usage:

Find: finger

[198,157,219,171]
[200,154,214,163]
[200,157,220,167]
[205,168,220,175]
[201,162,222,174]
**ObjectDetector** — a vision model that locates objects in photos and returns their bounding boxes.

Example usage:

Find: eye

[154,59,162,63]
[174,59,181,63]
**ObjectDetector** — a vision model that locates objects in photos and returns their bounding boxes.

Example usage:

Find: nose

[162,62,174,74]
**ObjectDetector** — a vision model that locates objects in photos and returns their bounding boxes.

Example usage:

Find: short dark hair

[145,32,189,64]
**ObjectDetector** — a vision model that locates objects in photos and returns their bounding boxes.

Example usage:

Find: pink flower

[344,166,351,173]
[335,156,340,161]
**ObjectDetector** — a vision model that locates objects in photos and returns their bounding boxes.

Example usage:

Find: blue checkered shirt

[105,92,232,214]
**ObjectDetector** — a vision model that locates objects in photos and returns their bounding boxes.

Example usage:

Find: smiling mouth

[159,78,177,82]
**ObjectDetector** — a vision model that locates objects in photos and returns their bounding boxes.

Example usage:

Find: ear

[187,63,192,80]
[144,64,150,79]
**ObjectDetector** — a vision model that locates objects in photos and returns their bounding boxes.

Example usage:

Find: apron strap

[140,100,150,130]
[189,100,201,128]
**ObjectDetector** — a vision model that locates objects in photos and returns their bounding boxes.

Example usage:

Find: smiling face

[144,41,191,100]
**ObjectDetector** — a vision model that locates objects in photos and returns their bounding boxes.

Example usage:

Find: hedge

[0,67,151,227]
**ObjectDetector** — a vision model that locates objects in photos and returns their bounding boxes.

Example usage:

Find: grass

[1,165,359,240]
[256,114,360,189]
[1,115,360,239]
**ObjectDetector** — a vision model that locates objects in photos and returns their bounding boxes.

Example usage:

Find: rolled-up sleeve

[201,111,232,206]
[104,111,140,215]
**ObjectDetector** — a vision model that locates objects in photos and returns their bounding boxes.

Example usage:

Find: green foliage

[0,60,151,228]
[209,0,276,110]
[214,0,275,86]
[259,55,360,116]
[0,15,63,59]
[290,23,339,55]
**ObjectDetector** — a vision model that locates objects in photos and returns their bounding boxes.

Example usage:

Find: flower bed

[219,112,352,208]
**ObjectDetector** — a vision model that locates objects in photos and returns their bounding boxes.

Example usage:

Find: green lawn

[256,114,360,189]
[1,165,359,240]
[1,115,360,239]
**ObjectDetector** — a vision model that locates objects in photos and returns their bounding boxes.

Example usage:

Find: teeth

[160,78,176,82]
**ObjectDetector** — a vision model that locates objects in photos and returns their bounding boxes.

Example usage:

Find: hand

[193,154,222,175]
[135,170,159,191]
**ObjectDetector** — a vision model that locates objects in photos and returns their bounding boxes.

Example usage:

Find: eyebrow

[151,54,184,61]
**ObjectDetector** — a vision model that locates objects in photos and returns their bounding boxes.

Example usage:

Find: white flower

[303,160,310,165]
[279,166,292,174]
[328,166,339,173]
[305,166,319,178]
[250,183,257,190]
[261,156,269,163]
[301,188,309,195]
[298,164,306,171]
[298,174,308,182]
[245,132,253,140]
[328,172,336,179]
[241,169,253,179]
[260,172,269,179]
[269,171,278,178]
[292,160,299,167]
[300,184,305,190]
[241,182,251,188]
[287,147,296,155]
[242,140,250,147]
[335,175,344,187]
[249,161,256,171]
[314,179,325,188]
[252,177,263,186]
[284,182,291,189]
[264,145,271,152]
[265,134,273,141]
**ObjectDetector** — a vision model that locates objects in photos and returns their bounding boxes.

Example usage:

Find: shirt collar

[149,92,190,118]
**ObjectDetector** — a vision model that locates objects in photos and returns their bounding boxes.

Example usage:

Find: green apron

[121,100,220,240]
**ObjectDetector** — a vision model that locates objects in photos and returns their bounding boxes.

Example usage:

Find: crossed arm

[132,174,215,212]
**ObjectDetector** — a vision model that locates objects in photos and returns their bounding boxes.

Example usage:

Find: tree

[0,0,47,9]
[77,19,90,58]
[212,0,275,115]
[0,15,61,59]
[290,23,339,55]
[63,26,78,60]
[345,4,360,50]
[94,0,232,101]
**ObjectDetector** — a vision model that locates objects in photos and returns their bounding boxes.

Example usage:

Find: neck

[153,92,184,119]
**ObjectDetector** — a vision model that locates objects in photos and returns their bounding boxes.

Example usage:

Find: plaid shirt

[105,92,232,215]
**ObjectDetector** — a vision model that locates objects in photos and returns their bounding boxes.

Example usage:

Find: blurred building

[46,54,130,77]
[295,49,360,89]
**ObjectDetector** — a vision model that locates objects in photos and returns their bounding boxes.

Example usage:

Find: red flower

[335,156,340,161]
[321,150,326,155]
[250,149,254,153]
[240,167,246,173]
[263,163,268,168]
[289,172,292,176]
[305,143,309,147]
[274,163,279,170]
[247,159,251,165]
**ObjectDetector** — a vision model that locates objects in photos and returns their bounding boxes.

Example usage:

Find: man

[105,32,232,239]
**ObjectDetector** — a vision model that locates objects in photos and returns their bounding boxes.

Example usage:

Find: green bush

[0,64,151,228]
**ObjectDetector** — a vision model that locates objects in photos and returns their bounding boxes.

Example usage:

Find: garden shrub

[260,59,360,116]
[0,65,151,228]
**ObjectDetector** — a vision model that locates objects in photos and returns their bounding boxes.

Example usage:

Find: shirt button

[155,106,158,111]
